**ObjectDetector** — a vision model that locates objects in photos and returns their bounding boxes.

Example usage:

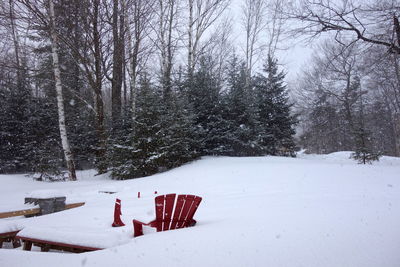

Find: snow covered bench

[0,230,21,248]
[0,220,25,248]
[16,226,130,253]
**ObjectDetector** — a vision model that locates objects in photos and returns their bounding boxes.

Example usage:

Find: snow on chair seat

[133,194,202,237]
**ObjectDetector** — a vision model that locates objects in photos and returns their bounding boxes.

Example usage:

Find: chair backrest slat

[163,194,176,231]
[175,195,195,229]
[183,196,202,227]
[170,195,186,230]
[155,195,166,232]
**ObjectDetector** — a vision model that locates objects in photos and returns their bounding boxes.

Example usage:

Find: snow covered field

[0,152,399,267]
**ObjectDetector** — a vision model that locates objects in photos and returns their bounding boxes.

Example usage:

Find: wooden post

[23,241,32,251]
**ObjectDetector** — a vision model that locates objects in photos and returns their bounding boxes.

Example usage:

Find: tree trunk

[9,0,23,88]
[128,25,139,123]
[92,0,107,174]
[111,0,123,124]
[48,0,77,181]
[188,0,194,77]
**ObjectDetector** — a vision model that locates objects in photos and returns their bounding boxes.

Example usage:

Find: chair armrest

[132,219,154,237]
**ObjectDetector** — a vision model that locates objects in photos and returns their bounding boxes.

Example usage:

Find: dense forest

[0,0,399,180]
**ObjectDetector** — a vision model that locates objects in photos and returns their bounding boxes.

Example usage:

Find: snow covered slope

[0,152,399,267]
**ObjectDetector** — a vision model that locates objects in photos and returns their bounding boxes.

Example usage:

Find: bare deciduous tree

[287,0,400,54]
[265,0,286,57]
[49,0,77,180]
[186,0,230,76]
[111,0,125,123]
[154,0,179,97]
[126,0,154,121]
[241,0,267,83]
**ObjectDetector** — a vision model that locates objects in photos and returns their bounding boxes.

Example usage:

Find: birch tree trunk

[157,0,176,98]
[48,0,77,181]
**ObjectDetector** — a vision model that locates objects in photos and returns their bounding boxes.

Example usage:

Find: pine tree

[186,57,231,155]
[110,77,162,179]
[110,74,199,179]
[28,98,64,179]
[225,55,259,156]
[155,95,199,170]
[0,68,32,173]
[253,56,296,156]
[350,78,381,164]
[300,89,343,154]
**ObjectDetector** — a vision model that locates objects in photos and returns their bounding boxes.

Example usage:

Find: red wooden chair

[133,194,202,237]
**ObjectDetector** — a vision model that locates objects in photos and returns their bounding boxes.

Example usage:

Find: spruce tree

[0,72,32,173]
[156,95,199,170]
[187,57,231,155]
[253,56,296,156]
[225,55,259,156]
[350,79,381,164]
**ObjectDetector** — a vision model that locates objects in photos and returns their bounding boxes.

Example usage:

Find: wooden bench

[0,230,21,248]
[0,202,85,250]
[133,194,202,237]
[16,236,101,253]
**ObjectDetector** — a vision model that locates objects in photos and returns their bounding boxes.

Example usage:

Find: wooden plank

[184,196,202,227]
[65,202,85,210]
[170,195,185,230]
[176,195,195,229]
[155,195,166,232]
[0,231,20,238]
[0,208,40,219]
[0,202,85,219]
[17,236,101,252]
[163,194,176,231]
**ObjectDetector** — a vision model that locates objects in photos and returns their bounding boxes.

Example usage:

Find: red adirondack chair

[133,194,202,237]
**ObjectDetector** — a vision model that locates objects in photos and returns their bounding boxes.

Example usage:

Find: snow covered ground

[0,152,399,267]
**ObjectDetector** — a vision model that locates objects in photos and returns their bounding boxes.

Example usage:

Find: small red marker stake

[154,191,158,194]
[138,192,141,198]
[112,198,125,227]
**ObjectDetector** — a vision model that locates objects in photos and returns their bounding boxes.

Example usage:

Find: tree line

[0,0,399,180]
[289,0,400,162]
[0,0,296,180]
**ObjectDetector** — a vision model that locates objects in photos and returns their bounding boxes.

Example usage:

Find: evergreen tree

[187,57,231,155]
[110,76,199,179]
[253,56,296,156]
[351,127,381,164]
[300,89,343,154]
[0,67,32,173]
[350,79,381,164]
[225,55,259,156]
[110,78,162,179]
[28,98,64,179]
[155,95,199,170]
